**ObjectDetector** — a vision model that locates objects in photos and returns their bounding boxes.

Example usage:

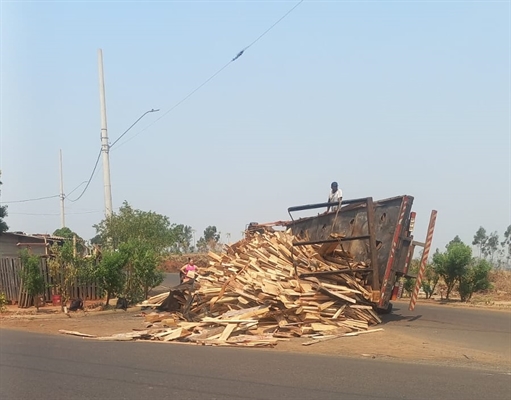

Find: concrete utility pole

[59,149,66,228]
[98,49,113,218]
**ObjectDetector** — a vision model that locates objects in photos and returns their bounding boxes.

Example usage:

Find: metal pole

[98,49,113,218]
[59,149,65,228]
[409,210,438,311]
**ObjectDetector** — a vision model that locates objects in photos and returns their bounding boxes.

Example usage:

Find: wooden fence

[0,257,102,308]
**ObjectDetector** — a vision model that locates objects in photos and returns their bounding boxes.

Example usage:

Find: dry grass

[470,269,511,304]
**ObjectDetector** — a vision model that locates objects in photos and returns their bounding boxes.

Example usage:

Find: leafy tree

[458,259,492,302]
[123,240,164,303]
[421,262,439,299]
[95,249,128,306]
[197,225,221,252]
[502,225,511,267]
[403,258,438,299]
[432,239,472,300]
[403,259,419,297]
[90,234,103,246]
[448,235,463,246]
[483,231,499,263]
[472,227,487,258]
[47,242,79,311]
[93,201,176,251]
[19,249,45,310]
[0,176,8,234]
[53,227,85,255]
[168,224,194,254]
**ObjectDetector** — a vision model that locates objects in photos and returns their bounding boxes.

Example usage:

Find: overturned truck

[249,195,437,313]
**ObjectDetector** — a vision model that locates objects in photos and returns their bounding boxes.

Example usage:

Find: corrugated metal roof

[4,232,66,241]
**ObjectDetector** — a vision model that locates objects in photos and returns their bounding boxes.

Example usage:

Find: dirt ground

[1,300,510,373]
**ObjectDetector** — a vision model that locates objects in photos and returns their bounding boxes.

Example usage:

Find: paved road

[1,330,510,400]
[386,301,511,355]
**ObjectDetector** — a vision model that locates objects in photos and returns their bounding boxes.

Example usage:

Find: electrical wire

[113,0,304,149]
[2,1,305,204]
[1,178,91,205]
[113,61,233,149]
[67,149,102,202]
[110,109,160,149]
[9,210,102,216]
[1,194,60,204]
[67,181,88,197]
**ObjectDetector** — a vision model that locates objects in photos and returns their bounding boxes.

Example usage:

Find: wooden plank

[218,323,237,341]
[59,330,97,338]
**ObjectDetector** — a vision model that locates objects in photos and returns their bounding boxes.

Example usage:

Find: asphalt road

[385,301,511,355]
[1,329,510,400]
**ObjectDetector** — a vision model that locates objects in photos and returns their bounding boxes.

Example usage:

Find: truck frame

[251,195,437,313]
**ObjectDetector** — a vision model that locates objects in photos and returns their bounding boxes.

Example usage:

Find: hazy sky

[1,0,509,253]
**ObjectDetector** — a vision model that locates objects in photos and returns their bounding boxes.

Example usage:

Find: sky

[0,0,509,254]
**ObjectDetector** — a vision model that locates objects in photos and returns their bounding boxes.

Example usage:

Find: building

[0,232,65,258]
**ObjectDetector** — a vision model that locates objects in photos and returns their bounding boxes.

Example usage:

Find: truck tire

[377,302,393,315]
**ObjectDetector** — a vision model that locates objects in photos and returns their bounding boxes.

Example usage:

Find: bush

[19,249,45,310]
[0,292,7,312]
[459,259,492,302]
[95,249,128,306]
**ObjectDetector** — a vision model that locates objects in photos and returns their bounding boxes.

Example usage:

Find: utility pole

[98,49,113,218]
[59,149,66,228]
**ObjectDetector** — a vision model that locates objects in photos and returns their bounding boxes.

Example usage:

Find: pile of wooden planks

[91,230,383,347]
[189,230,382,339]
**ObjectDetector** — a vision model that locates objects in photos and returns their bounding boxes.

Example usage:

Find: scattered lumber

[85,230,383,347]
[59,330,97,338]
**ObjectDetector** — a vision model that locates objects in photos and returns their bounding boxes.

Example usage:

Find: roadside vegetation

[404,225,511,303]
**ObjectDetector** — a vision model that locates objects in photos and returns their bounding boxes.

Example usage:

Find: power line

[1,177,92,205]
[9,210,102,216]
[242,0,304,52]
[113,0,304,149]
[110,109,160,149]
[1,194,60,204]
[67,181,88,197]
[113,61,233,149]
[67,149,102,202]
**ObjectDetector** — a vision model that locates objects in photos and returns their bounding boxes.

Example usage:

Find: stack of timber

[79,230,383,347]
[190,230,382,338]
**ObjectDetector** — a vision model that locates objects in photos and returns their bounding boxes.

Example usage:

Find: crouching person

[69,298,84,312]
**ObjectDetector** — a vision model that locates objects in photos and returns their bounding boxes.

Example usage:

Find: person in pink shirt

[180,258,198,283]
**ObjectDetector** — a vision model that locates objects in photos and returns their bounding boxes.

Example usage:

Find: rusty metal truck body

[283,195,428,312]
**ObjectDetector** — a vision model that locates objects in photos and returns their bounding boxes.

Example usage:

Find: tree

[432,239,472,300]
[53,227,85,255]
[47,242,78,311]
[19,249,45,310]
[483,231,500,263]
[403,258,438,299]
[95,249,128,306]
[197,226,221,252]
[93,202,172,304]
[168,224,194,254]
[458,259,492,302]
[502,225,511,268]
[403,259,419,297]
[90,234,103,246]
[472,227,487,258]
[421,262,439,299]
[93,201,176,251]
[123,240,164,303]
[0,176,8,235]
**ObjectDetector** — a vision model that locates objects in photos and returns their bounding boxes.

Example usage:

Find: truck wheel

[377,302,393,315]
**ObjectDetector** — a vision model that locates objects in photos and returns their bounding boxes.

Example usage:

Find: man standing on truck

[326,181,343,212]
